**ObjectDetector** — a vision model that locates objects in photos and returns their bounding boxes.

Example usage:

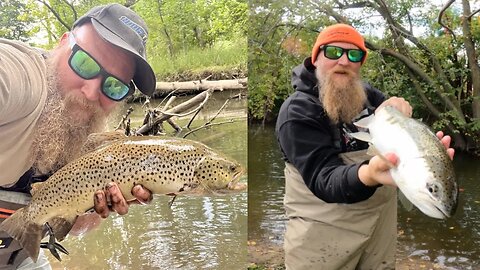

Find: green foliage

[0,0,34,42]
[6,0,247,79]
[248,0,319,120]
[249,0,480,152]
[151,37,247,79]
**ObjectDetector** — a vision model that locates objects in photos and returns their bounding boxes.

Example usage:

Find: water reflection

[248,123,480,269]
[49,90,247,269]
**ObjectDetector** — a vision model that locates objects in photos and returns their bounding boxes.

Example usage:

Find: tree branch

[438,0,457,40]
[36,0,71,31]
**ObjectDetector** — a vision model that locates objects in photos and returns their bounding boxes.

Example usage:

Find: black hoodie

[275,57,385,203]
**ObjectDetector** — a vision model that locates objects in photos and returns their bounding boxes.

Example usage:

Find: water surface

[49,90,247,269]
[248,123,480,269]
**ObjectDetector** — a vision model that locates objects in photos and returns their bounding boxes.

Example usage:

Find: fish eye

[426,183,439,195]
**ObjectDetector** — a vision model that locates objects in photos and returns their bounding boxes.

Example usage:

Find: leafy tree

[249,0,480,153]
[0,0,36,42]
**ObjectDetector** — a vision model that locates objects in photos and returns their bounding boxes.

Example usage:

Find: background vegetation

[249,0,480,154]
[0,0,248,80]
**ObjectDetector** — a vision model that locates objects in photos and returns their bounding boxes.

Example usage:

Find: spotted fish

[0,136,245,262]
[351,106,458,219]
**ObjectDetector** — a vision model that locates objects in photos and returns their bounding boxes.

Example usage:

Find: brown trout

[351,106,457,219]
[0,136,245,262]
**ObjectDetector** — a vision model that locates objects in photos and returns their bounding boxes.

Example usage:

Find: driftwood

[135,89,214,135]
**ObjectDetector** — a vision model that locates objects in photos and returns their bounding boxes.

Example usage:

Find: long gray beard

[31,60,107,175]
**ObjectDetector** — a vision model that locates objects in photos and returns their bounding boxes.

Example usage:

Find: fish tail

[0,208,43,262]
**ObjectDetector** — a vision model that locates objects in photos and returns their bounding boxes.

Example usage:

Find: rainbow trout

[351,106,457,219]
[0,136,245,262]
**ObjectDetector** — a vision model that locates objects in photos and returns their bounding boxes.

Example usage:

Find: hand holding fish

[358,153,397,186]
[436,131,455,160]
[376,97,412,117]
[69,183,153,235]
[93,182,153,218]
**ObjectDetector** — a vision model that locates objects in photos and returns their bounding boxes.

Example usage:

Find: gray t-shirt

[0,38,48,187]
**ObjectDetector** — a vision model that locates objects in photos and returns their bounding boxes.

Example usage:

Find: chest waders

[283,151,397,270]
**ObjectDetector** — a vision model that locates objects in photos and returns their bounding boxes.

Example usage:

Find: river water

[248,123,480,269]
[49,90,248,269]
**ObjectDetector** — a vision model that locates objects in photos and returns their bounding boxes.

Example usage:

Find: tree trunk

[157,0,175,57]
[462,0,480,119]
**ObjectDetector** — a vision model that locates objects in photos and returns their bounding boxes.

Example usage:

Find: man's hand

[436,131,454,160]
[376,97,412,117]
[93,183,153,218]
[358,153,398,187]
[69,183,152,236]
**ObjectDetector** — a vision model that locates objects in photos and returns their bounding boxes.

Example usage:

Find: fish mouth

[226,169,247,191]
[418,200,450,219]
[433,205,450,219]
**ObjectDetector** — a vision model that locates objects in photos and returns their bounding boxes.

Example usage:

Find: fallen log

[129,78,247,101]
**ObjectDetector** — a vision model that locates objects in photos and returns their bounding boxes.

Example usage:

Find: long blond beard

[31,59,108,175]
[317,67,366,124]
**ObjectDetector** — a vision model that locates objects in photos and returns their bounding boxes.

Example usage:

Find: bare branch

[438,0,457,40]
[367,40,465,123]
[183,119,240,139]
[60,0,77,21]
[136,90,213,135]
[468,8,480,19]
[36,0,71,31]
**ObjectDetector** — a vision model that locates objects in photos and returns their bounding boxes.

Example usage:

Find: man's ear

[59,32,69,45]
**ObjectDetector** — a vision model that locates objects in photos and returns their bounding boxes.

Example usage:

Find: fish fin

[353,114,374,129]
[30,182,44,196]
[79,131,127,156]
[398,189,414,211]
[349,132,372,143]
[48,216,77,241]
[367,145,395,169]
[0,207,44,262]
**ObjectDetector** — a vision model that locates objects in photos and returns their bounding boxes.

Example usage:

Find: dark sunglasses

[68,33,134,101]
[320,45,365,63]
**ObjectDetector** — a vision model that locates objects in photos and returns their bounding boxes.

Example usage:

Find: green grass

[150,37,247,80]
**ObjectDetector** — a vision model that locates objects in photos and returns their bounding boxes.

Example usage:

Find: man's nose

[337,53,350,65]
[80,77,102,101]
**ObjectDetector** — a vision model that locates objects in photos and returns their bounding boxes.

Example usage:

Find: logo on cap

[119,16,147,46]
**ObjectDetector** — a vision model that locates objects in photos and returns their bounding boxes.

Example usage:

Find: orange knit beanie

[311,24,368,65]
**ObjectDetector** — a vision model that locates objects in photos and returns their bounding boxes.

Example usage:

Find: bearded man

[275,24,454,269]
[0,4,154,269]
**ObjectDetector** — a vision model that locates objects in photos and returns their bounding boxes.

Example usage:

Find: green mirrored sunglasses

[321,45,365,63]
[68,33,134,101]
